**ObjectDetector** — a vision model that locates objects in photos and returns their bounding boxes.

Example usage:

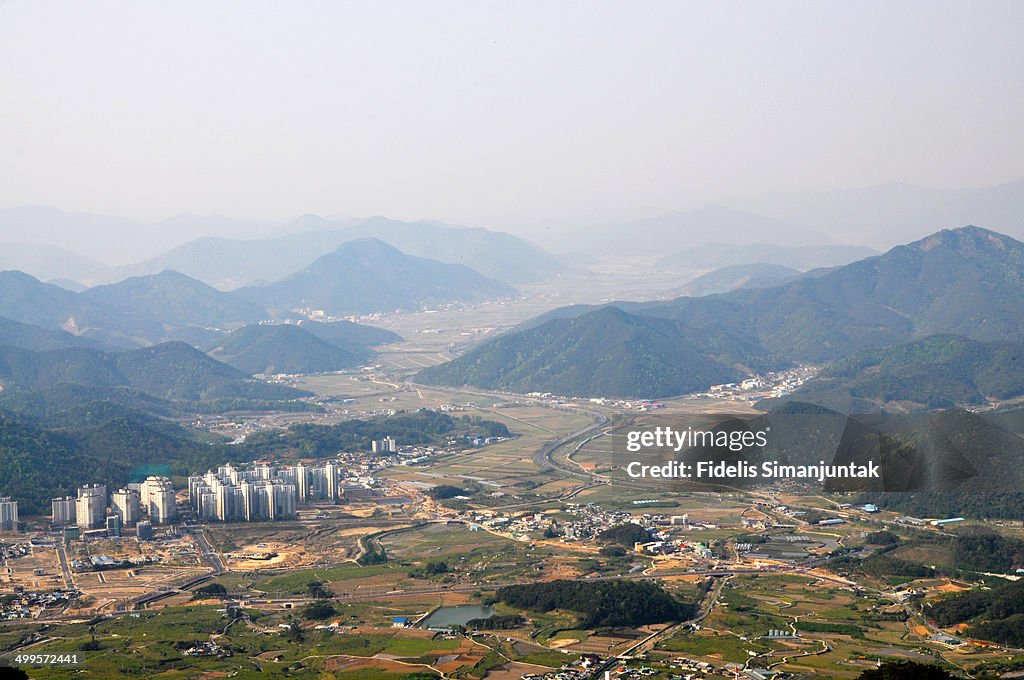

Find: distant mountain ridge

[645,226,1024,362]
[81,270,268,328]
[735,179,1024,249]
[118,215,562,287]
[763,335,1024,412]
[416,306,787,398]
[236,238,516,315]
[296,319,401,347]
[0,209,563,288]
[672,263,801,297]
[420,227,1024,400]
[207,324,373,375]
[0,316,106,351]
[0,341,305,401]
[0,242,503,347]
[0,270,166,347]
[577,205,838,256]
[656,242,879,272]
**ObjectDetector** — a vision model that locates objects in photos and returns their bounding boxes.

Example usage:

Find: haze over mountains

[0,210,563,288]
[418,226,1024,401]
[657,243,878,272]
[235,239,516,315]
[3,176,1024,290]
[580,206,839,255]
[0,206,277,264]
[735,179,1024,249]
[0,240,509,349]
[671,263,801,297]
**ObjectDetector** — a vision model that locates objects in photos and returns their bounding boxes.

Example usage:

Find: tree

[301,602,336,620]
[306,580,333,600]
[857,660,956,679]
[597,523,650,548]
[191,582,228,599]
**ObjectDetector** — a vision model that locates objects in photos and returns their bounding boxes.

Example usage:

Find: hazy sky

[2,1,1023,236]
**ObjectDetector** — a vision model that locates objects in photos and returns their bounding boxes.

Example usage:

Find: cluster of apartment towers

[51,476,175,537]
[44,450,388,532]
[188,460,373,523]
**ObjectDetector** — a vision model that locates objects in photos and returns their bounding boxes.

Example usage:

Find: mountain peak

[332,237,401,254]
[908,225,1022,253]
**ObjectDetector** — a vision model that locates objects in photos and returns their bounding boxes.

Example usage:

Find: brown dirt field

[436,651,486,674]
[935,581,970,593]
[325,655,433,674]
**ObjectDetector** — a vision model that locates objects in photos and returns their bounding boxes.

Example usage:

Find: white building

[0,497,18,531]
[140,476,176,524]
[293,464,310,503]
[111,488,141,527]
[51,496,77,526]
[76,491,105,529]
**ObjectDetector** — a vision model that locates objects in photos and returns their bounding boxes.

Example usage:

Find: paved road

[189,528,225,575]
[55,542,74,590]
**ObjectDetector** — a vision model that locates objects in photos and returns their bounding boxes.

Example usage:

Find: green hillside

[766,335,1024,411]
[0,410,234,515]
[296,319,401,347]
[0,342,307,401]
[81,270,268,328]
[207,323,373,374]
[649,227,1024,361]
[417,306,785,398]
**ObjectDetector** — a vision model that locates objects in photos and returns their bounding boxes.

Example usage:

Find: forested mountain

[417,306,785,398]
[645,227,1024,362]
[0,270,164,346]
[0,316,105,351]
[0,384,179,422]
[0,409,235,515]
[296,319,402,347]
[207,324,373,375]
[0,342,305,401]
[81,270,267,328]
[0,269,249,347]
[929,576,1024,645]
[235,238,515,315]
[766,335,1024,411]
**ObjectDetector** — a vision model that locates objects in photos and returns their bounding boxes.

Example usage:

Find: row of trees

[494,579,693,628]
